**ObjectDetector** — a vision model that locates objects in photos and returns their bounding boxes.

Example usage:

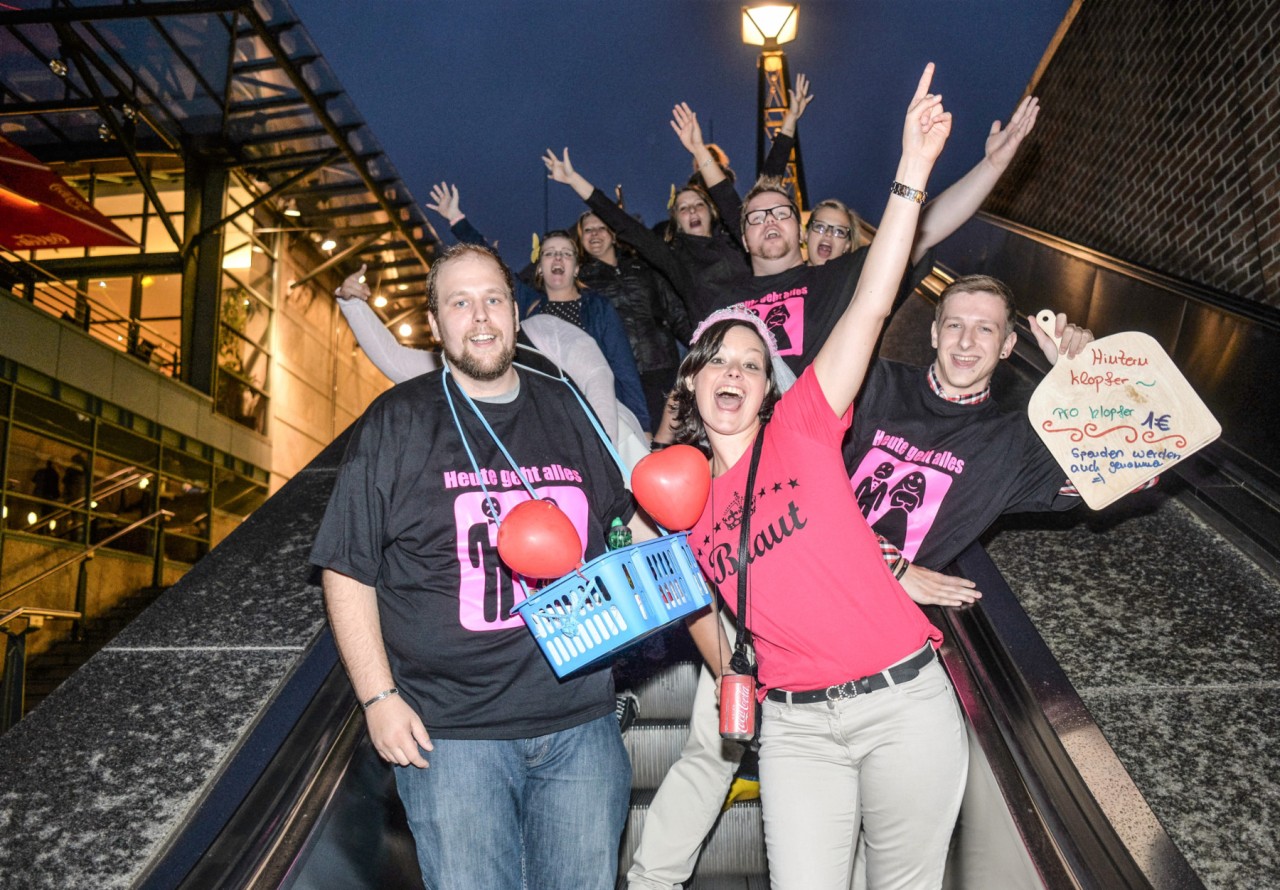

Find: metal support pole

[152,523,166,589]
[73,558,90,642]
[1,628,29,734]
[755,49,808,210]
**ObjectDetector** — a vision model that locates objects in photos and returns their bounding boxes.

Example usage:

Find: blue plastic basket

[512,532,713,677]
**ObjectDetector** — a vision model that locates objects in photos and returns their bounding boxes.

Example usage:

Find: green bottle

[607,517,632,550]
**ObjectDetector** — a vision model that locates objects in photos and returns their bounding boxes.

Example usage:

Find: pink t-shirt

[689,366,942,694]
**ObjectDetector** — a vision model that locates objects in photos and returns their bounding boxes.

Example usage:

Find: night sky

[289,0,1071,271]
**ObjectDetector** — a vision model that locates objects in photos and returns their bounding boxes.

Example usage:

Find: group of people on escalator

[312,65,1135,889]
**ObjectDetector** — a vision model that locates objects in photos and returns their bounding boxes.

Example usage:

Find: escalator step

[620,793,766,878]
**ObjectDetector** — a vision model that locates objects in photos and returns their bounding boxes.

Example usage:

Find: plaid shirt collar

[927,363,991,406]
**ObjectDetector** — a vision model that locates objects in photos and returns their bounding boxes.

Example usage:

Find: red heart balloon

[496,499,583,579]
[632,444,711,531]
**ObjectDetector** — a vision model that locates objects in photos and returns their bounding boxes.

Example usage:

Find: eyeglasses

[808,220,851,239]
[541,249,576,260]
[745,204,796,226]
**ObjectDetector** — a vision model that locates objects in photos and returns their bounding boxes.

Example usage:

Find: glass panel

[214,373,268,434]
[3,428,89,541]
[213,467,268,516]
[12,390,93,445]
[91,517,154,556]
[161,448,210,484]
[159,473,210,541]
[163,532,208,564]
[98,421,159,468]
[91,453,155,524]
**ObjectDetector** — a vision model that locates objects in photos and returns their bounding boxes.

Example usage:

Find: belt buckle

[825,680,856,702]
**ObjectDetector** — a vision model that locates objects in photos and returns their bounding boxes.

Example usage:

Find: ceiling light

[320,236,337,252]
[282,198,301,218]
[373,295,388,308]
[397,283,408,291]
[49,58,68,77]
[398,323,413,337]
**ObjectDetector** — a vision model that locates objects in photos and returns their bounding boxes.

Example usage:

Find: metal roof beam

[302,200,412,220]
[0,99,101,118]
[185,149,343,251]
[56,22,183,249]
[226,91,337,117]
[287,230,385,290]
[235,122,356,147]
[0,0,245,26]
[238,5,433,270]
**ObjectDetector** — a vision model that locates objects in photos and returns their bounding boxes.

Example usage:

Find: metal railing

[1,509,173,733]
[1,246,182,376]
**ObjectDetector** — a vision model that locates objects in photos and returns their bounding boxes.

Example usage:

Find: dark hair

[670,319,782,452]
[426,242,514,316]
[533,230,581,290]
[739,175,796,236]
[666,184,720,243]
[934,275,1018,337]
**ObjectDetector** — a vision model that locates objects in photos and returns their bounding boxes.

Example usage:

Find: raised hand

[335,263,371,302]
[542,147,595,200]
[1029,312,1094,365]
[985,95,1040,170]
[425,181,464,225]
[902,63,952,165]
[780,73,814,134]
[669,102,706,155]
[542,147,577,184]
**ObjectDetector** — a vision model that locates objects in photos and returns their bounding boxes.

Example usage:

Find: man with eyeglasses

[670,90,1041,381]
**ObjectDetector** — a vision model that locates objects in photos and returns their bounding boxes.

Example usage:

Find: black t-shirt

[843,360,1076,570]
[720,246,935,376]
[311,369,634,740]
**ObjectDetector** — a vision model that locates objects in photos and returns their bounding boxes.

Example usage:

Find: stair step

[624,720,691,790]
[621,791,767,878]
[625,660,701,720]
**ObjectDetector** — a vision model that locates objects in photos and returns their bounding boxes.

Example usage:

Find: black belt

[766,645,936,704]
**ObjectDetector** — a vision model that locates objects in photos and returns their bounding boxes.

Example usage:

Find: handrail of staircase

[0,607,82,631]
[0,510,174,606]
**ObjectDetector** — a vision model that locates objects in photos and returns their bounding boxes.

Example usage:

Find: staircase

[21,585,168,714]
[616,638,769,889]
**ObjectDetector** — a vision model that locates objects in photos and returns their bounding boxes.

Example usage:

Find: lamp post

[742,3,807,209]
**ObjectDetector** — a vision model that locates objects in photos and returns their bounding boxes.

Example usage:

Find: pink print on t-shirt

[849,448,952,560]
[453,486,590,631]
[740,292,805,357]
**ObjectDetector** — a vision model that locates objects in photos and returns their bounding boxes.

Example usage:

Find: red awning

[0,136,137,251]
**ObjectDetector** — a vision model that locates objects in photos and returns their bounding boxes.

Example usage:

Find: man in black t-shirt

[845,274,1109,605]
[311,244,637,890]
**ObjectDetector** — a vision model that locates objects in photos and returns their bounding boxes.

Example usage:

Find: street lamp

[741,3,807,208]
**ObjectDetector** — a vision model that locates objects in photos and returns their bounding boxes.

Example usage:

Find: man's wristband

[361,687,399,710]
[890,181,927,204]
[696,156,716,171]
[892,555,910,580]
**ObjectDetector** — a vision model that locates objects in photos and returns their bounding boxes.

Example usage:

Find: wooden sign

[1026,310,1221,509]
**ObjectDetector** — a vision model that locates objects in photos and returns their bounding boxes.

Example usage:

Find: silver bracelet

[890,180,927,204]
[361,687,398,710]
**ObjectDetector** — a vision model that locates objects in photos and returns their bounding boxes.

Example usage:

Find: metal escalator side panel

[940,542,1205,890]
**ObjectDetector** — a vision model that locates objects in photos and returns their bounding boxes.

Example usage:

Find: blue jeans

[393,714,631,889]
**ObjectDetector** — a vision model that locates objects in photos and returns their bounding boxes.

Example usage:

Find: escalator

[141,534,1205,889]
